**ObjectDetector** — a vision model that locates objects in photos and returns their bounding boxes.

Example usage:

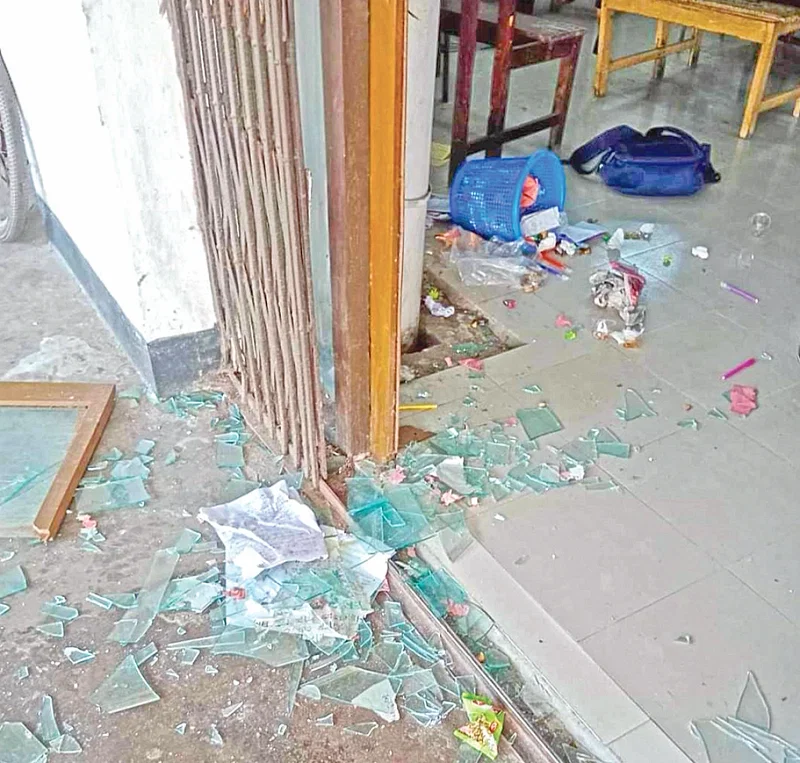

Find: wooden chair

[439,0,585,181]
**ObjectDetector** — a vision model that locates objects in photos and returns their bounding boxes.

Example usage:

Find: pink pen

[720,281,759,304]
[721,357,756,381]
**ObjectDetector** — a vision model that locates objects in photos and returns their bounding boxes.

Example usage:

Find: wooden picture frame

[0,381,115,540]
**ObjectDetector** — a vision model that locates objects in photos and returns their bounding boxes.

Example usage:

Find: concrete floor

[403,4,800,762]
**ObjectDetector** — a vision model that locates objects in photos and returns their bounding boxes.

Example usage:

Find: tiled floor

[408,4,800,761]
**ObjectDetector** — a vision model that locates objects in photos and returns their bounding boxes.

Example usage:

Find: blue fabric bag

[569,125,720,196]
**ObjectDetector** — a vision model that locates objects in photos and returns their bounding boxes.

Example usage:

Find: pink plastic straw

[721,357,756,381]
[720,281,759,304]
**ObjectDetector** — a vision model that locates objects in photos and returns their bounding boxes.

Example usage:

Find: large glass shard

[41,602,79,621]
[0,407,78,536]
[167,629,246,651]
[725,718,798,762]
[173,529,202,554]
[90,655,159,714]
[516,407,563,441]
[49,733,82,753]
[736,672,771,730]
[110,457,150,480]
[0,565,27,599]
[215,441,245,469]
[285,659,305,716]
[560,438,599,465]
[74,478,150,512]
[133,642,158,666]
[63,647,95,665]
[109,548,179,644]
[437,458,480,496]
[0,721,48,762]
[36,621,64,638]
[212,628,309,667]
[299,665,399,722]
[135,439,156,455]
[692,719,771,763]
[36,695,61,743]
[620,388,657,421]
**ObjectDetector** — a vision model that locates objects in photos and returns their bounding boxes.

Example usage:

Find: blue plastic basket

[449,150,566,241]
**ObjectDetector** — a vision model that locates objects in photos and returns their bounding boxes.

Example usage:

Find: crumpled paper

[729,385,758,416]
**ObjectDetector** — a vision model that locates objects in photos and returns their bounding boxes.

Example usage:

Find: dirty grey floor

[0,227,473,762]
[403,3,800,762]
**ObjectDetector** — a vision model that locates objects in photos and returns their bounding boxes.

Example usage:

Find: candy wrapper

[454,693,505,760]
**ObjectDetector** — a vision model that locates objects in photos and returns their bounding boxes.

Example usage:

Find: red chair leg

[449,0,480,180]
[549,38,581,151]
[486,0,516,157]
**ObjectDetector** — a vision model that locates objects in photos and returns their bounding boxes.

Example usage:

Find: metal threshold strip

[318,479,563,763]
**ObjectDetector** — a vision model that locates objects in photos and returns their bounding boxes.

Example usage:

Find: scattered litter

[662,254,673,267]
[721,357,756,381]
[729,385,758,417]
[691,245,709,260]
[677,419,699,431]
[399,403,438,412]
[64,647,95,665]
[454,693,505,761]
[563,328,578,341]
[502,299,517,309]
[458,358,484,373]
[606,227,624,251]
[750,212,771,237]
[555,314,572,328]
[590,261,646,344]
[721,280,759,304]
[424,295,455,318]
[446,227,541,287]
[493,514,506,522]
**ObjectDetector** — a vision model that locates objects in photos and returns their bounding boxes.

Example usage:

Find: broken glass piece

[135,439,156,455]
[36,694,61,743]
[134,642,158,666]
[173,528,202,554]
[516,407,563,440]
[707,407,728,420]
[357,618,374,659]
[204,665,219,675]
[101,447,123,462]
[522,384,542,394]
[300,665,399,722]
[63,647,95,665]
[74,477,150,512]
[585,479,619,492]
[0,564,27,599]
[724,717,798,763]
[101,593,138,610]
[692,719,769,763]
[208,725,224,746]
[86,593,113,611]
[118,386,142,401]
[315,713,334,727]
[16,665,29,680]
[344,722,379,737]
[621,388,657,421]
[49,733,82,753]
[285,659,304,716]
[560,438,599,465]
[215,441,245,469]
[675,633,694,644]
[736,671,771,730]
[0,722,48,762]
[41,602,79,621]
[213,628,309,668]
[0,549,16,562]
[0,603,8,616]
[36,621,65,638]
[90,655,159,714]
[221,701,243,718]
[179,648,200,665]
[164,449,178,466]
[80,541,103,554]
[174,723,187,735]
[110,548,179,644]
[110,457,150,480]
[456,741,483,763]
[166,631,241,651]
[678,418,700,430]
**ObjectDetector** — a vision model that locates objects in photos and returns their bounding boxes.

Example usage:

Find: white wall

[0,0,216,343]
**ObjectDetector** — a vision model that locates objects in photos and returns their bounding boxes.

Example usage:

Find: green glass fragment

[208,725,224,746]
[86,593,113,610]
[74,477,150,512]
[174,723,187,735]
[621,388,657,421]
[118,386,142,401]
[63,647,95,665]
[49,733,82,754]
[221,701,243,718]
[0,564,27,599]
[36,694,61,743]
[0,722,48,762]
[205,665,219,675]
[522,384,542,394]
[16,666,29,680]
[179,648,200,665]
[173,528,202,554]
[585,478,619,491]
[315,713,334,727]
[285,659,304,716]
[708,407,728,420]
[80,541,103,554]
[344,722,379,737]
[516,407,563,440]
[90,655,160,714]
[135,439,156,455]
[0,603,9,616]
[560,438,599,465]
[736,671,770,730]
[41,602,79,621]
[86,460,109,472]
[678,418,700,430]
[110,457,150,480]
[164,449,178,466]
[212,628,309,667]
[36,621,65,638]
[299,665,399,722]
[102,593,138,610]
[134,642,158,666]
[101,447,124,462]
[215,441,245,469]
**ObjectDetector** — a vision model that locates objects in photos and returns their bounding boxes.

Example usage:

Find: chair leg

[450,0,479,180]
[794,96,800,118]
[653,20,669,79]
[594,2,613,96]
[740,29,778,138]
[550,39,582,151]
[689,29,703,67]
[486,0,516,158]
[440,32,451,104]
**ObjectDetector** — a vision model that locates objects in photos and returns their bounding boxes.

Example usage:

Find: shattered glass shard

[16,665,29,680]
[110,457,150,480]
[212,628,309,668]
[101,447,124,462]
[135,439,156,456]
[0,722,48,762]
[736,671,771,730]
[692,719,770,763]
[205,665,218,675]
[456,741,484,763]
[286,660,305,716]
[560,438,599,465]
[90,655,159,714]
[49,733,82,754]
[221,701,243,718]
[174,723,187,735]
[102,593,138,610]
[0,603,9,617]
[621,388,657,421]
[299,665,399,722]
[344,722,379,737]
[74,478,150,512]
[516,407,563,440]
[63,647,95,665]
[708,407,728,420]
[36,621,65,638]
[315,713,334,727]
[0,564,27,599]
[164,449,178,466]
[678,418,700,431]
[179,648,200,665]
[173,528,202,555]
[41,602,79,621]
[523,384,542,394]
[0,549,16,562]
[36,694,61,743]
[134,642,158,666]
[215,441,245,469]
[79,541,103,554]
[208,725,224,746]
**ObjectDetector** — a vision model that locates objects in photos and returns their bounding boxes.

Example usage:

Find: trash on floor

[720,280,759,304]
[590,261,647,346]
[728,385,758,416]
[424,294,456,318]
[721,357,756,381]
[691,245,709,260]
[454,693,505,760]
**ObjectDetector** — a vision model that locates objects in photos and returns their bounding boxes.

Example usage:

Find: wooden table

[593,0,800,137]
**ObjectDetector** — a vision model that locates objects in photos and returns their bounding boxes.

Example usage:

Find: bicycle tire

[0,52,29,242]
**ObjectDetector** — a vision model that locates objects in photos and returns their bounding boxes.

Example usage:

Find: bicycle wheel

[0,52,30,242]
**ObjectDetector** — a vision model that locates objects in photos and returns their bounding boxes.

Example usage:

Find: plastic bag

[454,693,505,760]
[449,227,538,287]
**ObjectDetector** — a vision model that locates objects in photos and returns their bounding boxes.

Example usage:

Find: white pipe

[401,0,441,350]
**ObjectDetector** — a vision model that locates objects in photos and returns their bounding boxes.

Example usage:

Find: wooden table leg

[793,97,800,118]
[688,29,703,67]
[486,0,516,157]
[653,19,669,79]
[594,1,613,96]
[450,0,479,180]
[740,28,778,139]
[550,39,581,150]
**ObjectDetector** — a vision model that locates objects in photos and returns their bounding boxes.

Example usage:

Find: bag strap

[645,126,721,183]
[568,125,642,175]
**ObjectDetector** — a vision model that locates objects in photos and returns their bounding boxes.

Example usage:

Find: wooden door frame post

[369,0,407,460]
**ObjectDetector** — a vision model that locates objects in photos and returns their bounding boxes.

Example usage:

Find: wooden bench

[594,0,800,138]
[439,0,585,180]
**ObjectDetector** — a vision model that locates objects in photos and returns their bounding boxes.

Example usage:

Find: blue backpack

[569,125,721,197]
